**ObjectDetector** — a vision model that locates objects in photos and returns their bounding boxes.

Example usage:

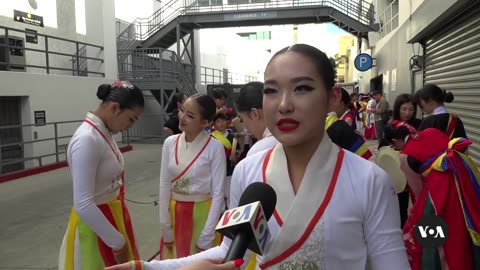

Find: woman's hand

[113,245,129,264]
[161,226,174,243]
[195,240,211,253]
[230,152,239,163]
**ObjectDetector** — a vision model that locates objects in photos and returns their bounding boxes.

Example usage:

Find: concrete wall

[0,0,87,76]
[0,0,119,79]
[368,0,461,103]
[369,22,415,102]
[128,92,164,141]
[0,71,115,168]
[85,0,117,79]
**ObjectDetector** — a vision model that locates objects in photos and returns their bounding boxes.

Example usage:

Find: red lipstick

[277,118,299,132]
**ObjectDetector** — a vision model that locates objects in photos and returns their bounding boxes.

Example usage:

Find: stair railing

[173,53,197,96]
[117,47,197,95]
[116,0,195,50]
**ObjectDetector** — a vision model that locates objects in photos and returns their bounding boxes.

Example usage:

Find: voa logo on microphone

[414,215,449,248]
[216,201,271,254]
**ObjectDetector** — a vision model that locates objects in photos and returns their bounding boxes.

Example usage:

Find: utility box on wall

[0,36,26,72]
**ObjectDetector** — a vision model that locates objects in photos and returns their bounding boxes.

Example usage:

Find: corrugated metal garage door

[423,3,480,165]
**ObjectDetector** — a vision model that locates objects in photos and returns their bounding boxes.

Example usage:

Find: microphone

[215,182,277,262]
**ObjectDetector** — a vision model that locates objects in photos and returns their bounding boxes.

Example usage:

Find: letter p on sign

[354,53,373,72]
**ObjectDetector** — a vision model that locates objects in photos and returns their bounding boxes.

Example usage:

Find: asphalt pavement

[0,144,162,270]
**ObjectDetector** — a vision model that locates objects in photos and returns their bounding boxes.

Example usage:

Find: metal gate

[0,96,24,173]
[423,2,480,165]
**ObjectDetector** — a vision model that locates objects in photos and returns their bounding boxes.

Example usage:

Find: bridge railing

[187,0,374,25]
[117,0,375,49]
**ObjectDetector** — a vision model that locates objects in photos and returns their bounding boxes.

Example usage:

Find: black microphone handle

[224,230,251,262]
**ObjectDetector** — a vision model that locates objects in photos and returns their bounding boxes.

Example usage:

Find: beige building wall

[337,35,355,83]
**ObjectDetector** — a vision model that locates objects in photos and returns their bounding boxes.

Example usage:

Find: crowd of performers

[59,44,479,270]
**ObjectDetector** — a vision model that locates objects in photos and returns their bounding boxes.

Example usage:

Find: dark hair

[211,89,228,99]
[214,113,229,122]
[383,125,409,145]
[372,91,382,96]
[393,94,417,121]
[191,94,217,122]
[235,81,264,112]
[97,81,144,109]
[166,93,186,114]
[350,93,358,98]
[414,84,454,104]
[268,44,335,90]
[340,88,352,106]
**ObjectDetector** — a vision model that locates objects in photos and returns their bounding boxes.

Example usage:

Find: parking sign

[354,53,373,72]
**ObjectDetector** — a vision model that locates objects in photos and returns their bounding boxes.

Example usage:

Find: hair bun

[97,84,111,100]
[443,91,454,103]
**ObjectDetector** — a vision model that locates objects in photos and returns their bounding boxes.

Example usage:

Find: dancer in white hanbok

[106,44,409,270]
[364,93,377,139]
[232,82,277,157]
[59,80,144,270]
[158,94,226,260]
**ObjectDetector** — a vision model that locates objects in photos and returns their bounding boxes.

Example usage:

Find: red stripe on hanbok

[173,201,195,258]
[97,204,118,267]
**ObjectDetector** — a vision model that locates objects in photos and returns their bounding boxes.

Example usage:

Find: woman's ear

[250,108,260,120]
[391,138,406,151]
[109,102,120,114]
[328,87,341,111]
[200,119,212,129]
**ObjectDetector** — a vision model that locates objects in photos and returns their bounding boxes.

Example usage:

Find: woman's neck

[92,109,111,133]
[431,104,446,115]
[283,134,323,194]
[184,130,202,142]
[257,126,267,139]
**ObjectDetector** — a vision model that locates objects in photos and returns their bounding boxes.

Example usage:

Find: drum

[375,146,407,193]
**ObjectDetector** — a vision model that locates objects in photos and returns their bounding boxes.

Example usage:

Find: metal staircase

[117,47,196,107]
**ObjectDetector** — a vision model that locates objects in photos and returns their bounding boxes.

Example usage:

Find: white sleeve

[197,142,226,249]
[363,167,410,269]
[159,136,174,242]
[68,133,125,250]
[144,243,228,270]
